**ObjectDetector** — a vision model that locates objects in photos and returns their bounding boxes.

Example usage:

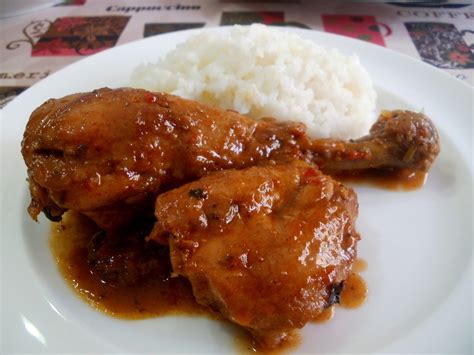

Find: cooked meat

[21,88,307,229]
[148,161,360,348]
[311,110,440,173]
[21,88,439,229]
[87,218,166,287]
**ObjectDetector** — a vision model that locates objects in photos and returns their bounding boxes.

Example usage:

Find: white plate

[1,27,472,354]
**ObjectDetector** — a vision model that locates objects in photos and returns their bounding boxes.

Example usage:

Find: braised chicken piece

[21,88,439,229]
[148,161,360,348]
[87,217,165,287]
[311,110,440,173]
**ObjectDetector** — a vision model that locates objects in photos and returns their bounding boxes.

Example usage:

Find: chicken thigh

[22,88,439,229]
[148,160,360,348]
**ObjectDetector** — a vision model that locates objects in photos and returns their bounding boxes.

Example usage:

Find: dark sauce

[335,169,427,190]
[50,213,368,353]
[339,273,368,309]
[312,259,368,324]
[50,212,207,318]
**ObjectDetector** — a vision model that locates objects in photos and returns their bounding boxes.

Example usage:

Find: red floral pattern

[405,22,474,69]
[32,16,130,57]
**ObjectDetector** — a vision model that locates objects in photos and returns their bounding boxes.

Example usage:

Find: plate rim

[1,26,472,354]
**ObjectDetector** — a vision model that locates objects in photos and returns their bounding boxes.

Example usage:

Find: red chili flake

[302,167,321,185]
[144,93,157,103]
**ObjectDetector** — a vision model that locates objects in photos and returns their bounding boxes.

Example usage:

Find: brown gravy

[313,306,335,323]
[50,213,368,353]
[352,258,368,273]
[50,212,207,319]
[339,273,368,309]
[311,259,368,324]
[335,169,427,190]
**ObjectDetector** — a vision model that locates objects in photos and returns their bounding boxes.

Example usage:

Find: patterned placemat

[1,0,472,108]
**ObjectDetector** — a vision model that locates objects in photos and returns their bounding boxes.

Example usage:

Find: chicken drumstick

[22,88,439,229]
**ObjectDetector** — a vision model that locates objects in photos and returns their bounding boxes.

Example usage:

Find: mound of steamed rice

[130,24,376,139]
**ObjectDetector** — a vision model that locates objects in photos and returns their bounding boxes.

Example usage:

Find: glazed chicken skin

[148,161,360,348]
[22,88,310,229]
[313,110,440,173]
[22,88,439,229]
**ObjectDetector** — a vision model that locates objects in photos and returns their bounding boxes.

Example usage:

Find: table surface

[1,0,473,108]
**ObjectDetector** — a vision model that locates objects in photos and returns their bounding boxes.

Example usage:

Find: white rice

[130,24,377,139]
